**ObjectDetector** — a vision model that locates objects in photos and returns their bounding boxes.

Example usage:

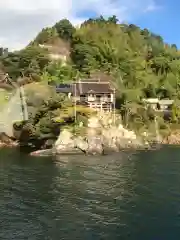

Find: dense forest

[0,15,180,149]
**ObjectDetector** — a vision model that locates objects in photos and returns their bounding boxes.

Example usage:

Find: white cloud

[144,0,161,13]
[0,0,71,13]
[0,0,160,51]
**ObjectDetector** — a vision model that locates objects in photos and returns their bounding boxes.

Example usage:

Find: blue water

[0,146,180,239]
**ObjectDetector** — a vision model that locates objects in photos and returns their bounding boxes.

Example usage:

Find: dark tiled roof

[54,82,114,95]
[55,84,73,93]
[73,82,114,95]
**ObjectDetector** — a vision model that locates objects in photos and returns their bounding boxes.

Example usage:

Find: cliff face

[38,39,70,63]
[54,113,144,155]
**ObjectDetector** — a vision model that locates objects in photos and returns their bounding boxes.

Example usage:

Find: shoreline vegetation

[0,103,180,156]
[1,16,180,155]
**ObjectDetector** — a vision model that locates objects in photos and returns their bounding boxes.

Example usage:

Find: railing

[87,102,113,111]
[80,97,112,103]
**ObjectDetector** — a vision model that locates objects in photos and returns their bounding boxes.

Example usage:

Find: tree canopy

[1,15,179,102]
[1,15,180,146]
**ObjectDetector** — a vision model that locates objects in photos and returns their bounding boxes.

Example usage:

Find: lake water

[0,146,180,239]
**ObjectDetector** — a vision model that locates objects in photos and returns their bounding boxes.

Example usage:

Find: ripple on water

[0,147,180,239]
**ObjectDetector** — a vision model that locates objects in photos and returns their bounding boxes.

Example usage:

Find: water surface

[0,146,180,239]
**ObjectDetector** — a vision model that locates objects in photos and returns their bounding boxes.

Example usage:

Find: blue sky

[0,0,178,50]
[76,0,180,47]
[132,0,180,46]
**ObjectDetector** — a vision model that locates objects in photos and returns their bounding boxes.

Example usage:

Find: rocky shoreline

[161,131,180,145]
[1,130,180,156]
[30,115,151,157]
[0,132,19,148]
[1,114,180,156]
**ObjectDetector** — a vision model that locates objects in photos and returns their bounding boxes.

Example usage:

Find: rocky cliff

[53,113,145,155]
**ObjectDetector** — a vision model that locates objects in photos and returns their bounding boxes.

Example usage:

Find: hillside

[0,15,180,148]
[0,16,179,98]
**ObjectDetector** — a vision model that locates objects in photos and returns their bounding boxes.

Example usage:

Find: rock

[53,130,86,154]
[163,131,180,145]
[53,114,145,156]
[30,149,53,157]
[43,139,55,149]
[0,132,18,148]
[54,129,75,154]
[86,136,104,155]
[74,136,88,153]
[101,130,119,152]
[88,117,100,128]
[54,129,73,147]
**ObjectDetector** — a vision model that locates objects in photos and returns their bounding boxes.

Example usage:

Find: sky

[0,0,179,51]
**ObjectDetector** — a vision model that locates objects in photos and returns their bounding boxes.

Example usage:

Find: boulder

[54,129,75,154]
[0,132,18,148]
[86,136,104,155]
[74,136,88,153]
[53,115,145,156]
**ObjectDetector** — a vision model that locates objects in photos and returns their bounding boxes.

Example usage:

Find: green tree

[32,27,59,45]
[54,19,75,41]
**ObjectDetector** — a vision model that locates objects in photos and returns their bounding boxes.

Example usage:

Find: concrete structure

[143,98,174,112]
[158,99,174,111]
[142,98,159,110]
